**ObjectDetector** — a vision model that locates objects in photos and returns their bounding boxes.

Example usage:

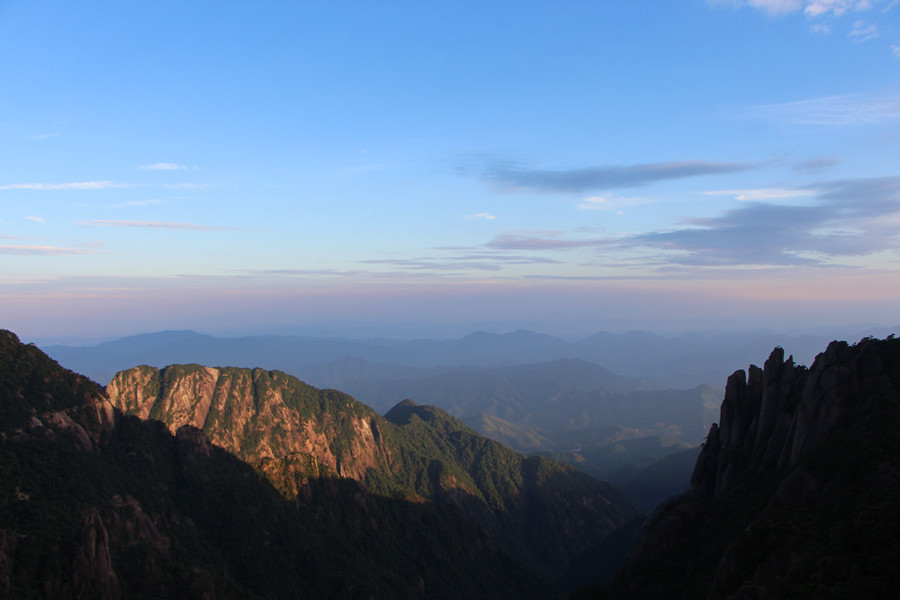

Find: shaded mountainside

[341,358,638,417]
[0,330,559,599]
[545,439,701,512]
[106,363,644,580]
[586,336,900,599]
[341,359,718,457]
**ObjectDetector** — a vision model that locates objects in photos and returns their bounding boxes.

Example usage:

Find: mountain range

[0,330,641,598]
[43,327,892,390]
[105,362,643,580]
[40,330,738,511]
[6,328,900,597]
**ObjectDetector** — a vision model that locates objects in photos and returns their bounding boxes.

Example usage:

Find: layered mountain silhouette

[1,330,568,599]
[105,363,643,580]
[10,328,900,598]
[43,327,876,390]
[0,330,643,598]
[46,332,728,512]
[583,336,900,599]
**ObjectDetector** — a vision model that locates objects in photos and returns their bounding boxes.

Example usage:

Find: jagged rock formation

[107,365,643,579]
[586,336,900,599]
[0,330,574,599]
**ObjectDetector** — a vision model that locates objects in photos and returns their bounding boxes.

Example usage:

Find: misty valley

[2,328,899,598]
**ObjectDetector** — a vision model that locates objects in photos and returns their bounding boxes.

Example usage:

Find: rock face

[107,365,644,579]
[590,336,900,599]
[2,330,570,599]
[108,365,393,484]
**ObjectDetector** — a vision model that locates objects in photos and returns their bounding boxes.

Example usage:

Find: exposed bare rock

[692,339,898,503]
[41,410,94,451]
[108,494,171,555]
[108,366,396,485]
[108,365,643,582]
[596,336,900,599]
[72,509,122,600]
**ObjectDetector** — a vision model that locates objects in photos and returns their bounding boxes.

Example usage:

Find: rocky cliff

[588,336,900,599]
[107,364,393,486]
[107,364,643,580]
[0,330,570,599]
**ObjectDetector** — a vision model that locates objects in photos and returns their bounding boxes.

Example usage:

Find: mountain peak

[595,336,900,599]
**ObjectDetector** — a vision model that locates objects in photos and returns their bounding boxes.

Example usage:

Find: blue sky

[2,0,899,342]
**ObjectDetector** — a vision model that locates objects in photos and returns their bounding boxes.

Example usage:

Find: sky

[2,0,899,343]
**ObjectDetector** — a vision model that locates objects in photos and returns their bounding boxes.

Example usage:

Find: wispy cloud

[77,220,241,231]
[139,163,187,170]
[476,176,900,269]
[163,183,211,190]
[26,132,61,141]
[122,199,164,206]
[752,93,900,125]
[710,0,885,17]
[464,212,496,220]
[709,1,897,55]
[363,251,561,273]
[0,181,131,191]
[363,258,505,272]
[631,176,900,266]
[705,187,818,201]
[794,157,841,172]
[25,216,46,224]
[237,268,368,277]
[486,231,609,251]
[805,0,878,17]
[479,160,753,194]
[849,19,879,40]
[0,244,100,256]
[577,195,646,212]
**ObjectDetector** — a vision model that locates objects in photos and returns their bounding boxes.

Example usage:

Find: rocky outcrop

[108,366,644,581]
[691,339,897,502]
[72,509,121,600]
[1,330,563,599]
[592,336,900,599]
[108,365,395,487]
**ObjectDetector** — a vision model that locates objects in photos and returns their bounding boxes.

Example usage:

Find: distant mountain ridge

[46,329,732,514]
[42,327,888,389]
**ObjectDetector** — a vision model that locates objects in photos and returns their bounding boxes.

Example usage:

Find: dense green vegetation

[108,364,645,581]
[1,330,561,599]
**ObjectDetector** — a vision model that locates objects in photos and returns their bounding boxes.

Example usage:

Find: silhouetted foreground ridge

[584,336,900,599]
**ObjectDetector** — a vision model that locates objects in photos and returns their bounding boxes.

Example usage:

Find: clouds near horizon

[77,220,241,231]
[479,160,754,194]
[0,181,130,191]
[0,245,101,256]
[480,176,900,269]
[3,0,899,340]
[139,163,188,170]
